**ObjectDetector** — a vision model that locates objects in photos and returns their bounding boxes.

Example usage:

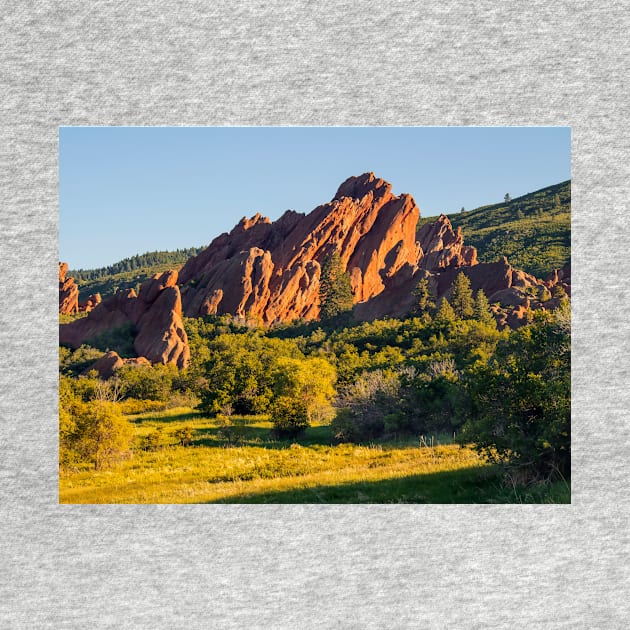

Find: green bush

[73,401,134,469]
[330,408,359,442]
[173,426,194,447]
[270,397,309,438]
[117,364,175,401]
[460,305,570,482]
[142,428,164,451]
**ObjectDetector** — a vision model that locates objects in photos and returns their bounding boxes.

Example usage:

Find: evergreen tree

[450,272,474,319]
[413,278,436,315]
[473,289,496,326]
[319,251,353,321]
[434,297,456,322]
[504,193,511,203]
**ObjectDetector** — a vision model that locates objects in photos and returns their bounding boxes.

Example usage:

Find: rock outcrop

[79,293,102,313]
[85,350,152,379]
[59,263,79,315]
[60,270,190,368]
[178,173,569,329]
[180,173,471,324]
[61,172,570,356]
[59,263,102,314]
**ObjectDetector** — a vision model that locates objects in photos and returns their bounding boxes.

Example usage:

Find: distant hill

[70,247,205,301]
[418,180,570,278]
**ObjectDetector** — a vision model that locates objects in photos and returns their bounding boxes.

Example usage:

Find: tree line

[69,247,205,282]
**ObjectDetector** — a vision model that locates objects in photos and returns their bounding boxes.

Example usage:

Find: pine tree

[450,272,474,319]
[473,289,496,326]
[435,297,456,323]
[413,278,436,315]
[319,251,353,321]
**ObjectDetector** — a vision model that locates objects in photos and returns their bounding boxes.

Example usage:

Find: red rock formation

[59,263,102,314]
[545,264,571,297]
[60,271,189,368]
[59,263,79,315]
[85,351,152,379]
[417,215,477,271]
[79,293,102,313]
[180,173,424,323]
[178,173,569,328]
[61,173,569,348]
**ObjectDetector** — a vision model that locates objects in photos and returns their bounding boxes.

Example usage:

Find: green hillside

[419,180,571,278]
[69,247,204,301]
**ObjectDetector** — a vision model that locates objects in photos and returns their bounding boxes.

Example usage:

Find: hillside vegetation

[60,291,571,503]
[419,180,571,277]
[69,247,204,301]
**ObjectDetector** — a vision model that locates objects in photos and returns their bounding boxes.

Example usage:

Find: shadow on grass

[130,410,204,425]
[191,424,426,451]
[192,425,289,450]
[206,467,571,504]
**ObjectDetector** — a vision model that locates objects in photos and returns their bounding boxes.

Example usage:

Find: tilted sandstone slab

[59,262,79,315]
[178,172,570,327]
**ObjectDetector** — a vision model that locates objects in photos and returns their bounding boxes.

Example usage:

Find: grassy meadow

[59,407,570,504]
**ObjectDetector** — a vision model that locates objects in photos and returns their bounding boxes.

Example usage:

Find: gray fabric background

[1,1,628,627]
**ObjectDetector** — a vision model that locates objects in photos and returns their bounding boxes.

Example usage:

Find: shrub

[173,426,194,447]
[59,345,105,377]
[333,369,404,441]
[73,401,134,469]
[142,428,164,451]
[330,408,359,442]
[270,397,309,438]
[117,364,175,401]
[272,356,336,423]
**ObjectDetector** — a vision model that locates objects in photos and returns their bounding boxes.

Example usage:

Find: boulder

[85,350,151,379]
[85,350,124,378]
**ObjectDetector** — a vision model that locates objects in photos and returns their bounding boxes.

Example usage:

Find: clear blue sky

[59,126,570,269]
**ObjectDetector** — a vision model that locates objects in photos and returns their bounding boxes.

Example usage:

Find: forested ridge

[419,180,570,277]
[69,247,204,301]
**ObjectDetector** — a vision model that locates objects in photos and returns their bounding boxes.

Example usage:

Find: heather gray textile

[1,1,628,628]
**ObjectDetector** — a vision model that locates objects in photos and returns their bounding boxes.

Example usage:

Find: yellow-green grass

[59,407,570,504]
